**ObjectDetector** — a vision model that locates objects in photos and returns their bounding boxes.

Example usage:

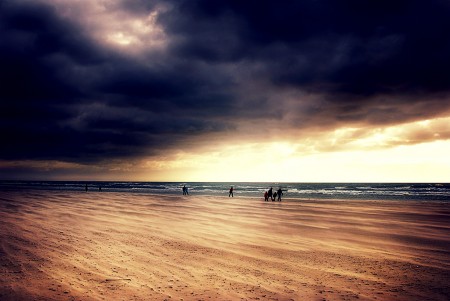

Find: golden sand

[0,190,449,300]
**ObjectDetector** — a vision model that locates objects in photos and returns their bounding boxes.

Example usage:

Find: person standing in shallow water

[268,187,273,201]
[182,185,189,195]
[277,188,283,201]
[229,186,234,197]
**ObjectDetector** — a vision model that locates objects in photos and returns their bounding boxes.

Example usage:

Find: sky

[1,0,450,182]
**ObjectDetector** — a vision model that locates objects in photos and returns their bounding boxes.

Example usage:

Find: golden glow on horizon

[140,116,450,182]
[142,140,450,182]
[0,160,84,170]
[3,117,450,182]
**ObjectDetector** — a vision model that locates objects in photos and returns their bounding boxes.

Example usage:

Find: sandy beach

[0,190,449,301]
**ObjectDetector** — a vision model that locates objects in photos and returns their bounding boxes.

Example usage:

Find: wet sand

[0,190,449,300]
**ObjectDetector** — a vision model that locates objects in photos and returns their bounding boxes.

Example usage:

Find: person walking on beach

[229,186,234,197]
[182,185,189,195]
[268,187,273,201]
[277,188,283,201]
[264,191,269,202]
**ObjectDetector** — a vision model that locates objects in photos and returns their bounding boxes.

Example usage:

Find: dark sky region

[1,0,450,181]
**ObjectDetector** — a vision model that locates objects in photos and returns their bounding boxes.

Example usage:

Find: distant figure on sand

[273,192,277,201]
[268,187,273,201]
[85,184,88,192]
[264,191,269,202]
[182,185,189,195]
[229,186,234,197]
[277,188,283,201]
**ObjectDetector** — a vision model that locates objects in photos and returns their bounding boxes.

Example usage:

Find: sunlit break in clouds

[1,0,450,182]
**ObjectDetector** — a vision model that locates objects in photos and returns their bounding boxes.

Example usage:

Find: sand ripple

[1,191,449,300]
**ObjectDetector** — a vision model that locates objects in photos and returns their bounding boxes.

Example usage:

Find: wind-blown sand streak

[0,190,449,300]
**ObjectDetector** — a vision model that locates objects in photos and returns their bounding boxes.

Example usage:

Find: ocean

[1,181,449,201]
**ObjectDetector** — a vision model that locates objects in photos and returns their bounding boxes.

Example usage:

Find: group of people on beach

[181,185,283,201]
[264,187,283,202]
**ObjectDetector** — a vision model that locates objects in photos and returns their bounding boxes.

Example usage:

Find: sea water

[1,181,449,201]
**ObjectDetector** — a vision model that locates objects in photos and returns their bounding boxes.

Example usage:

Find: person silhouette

[277,188,283,201]
[229,186,234,197]
[268,187,273,201]
[182,185,189,195]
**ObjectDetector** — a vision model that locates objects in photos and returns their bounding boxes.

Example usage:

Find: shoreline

[2,187,449,204]
[1,190,449,300]
[1,181,449,202]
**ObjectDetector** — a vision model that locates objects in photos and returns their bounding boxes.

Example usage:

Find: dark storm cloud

[0,1,122,162]
[1,0,450,165]
[0,0,235,163]
[163,0,450,95]
[161,0,450,127]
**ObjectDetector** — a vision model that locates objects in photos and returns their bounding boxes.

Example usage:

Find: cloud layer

[1,0,450,167]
